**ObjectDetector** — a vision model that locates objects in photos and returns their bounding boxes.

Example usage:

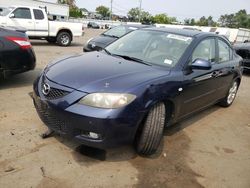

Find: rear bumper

[2,66,35,78]
[0,48,36,78]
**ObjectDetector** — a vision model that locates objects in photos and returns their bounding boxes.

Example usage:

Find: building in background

[0,0,69,19]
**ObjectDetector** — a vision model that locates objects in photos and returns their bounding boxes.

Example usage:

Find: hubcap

[227,82,238,104]
[61,35,69,45]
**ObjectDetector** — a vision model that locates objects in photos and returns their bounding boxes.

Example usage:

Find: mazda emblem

[42,83,50,96]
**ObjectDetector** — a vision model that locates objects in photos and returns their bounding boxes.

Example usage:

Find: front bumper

[32,76,144,149]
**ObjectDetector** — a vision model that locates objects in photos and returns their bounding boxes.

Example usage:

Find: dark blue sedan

[32,28,242,155]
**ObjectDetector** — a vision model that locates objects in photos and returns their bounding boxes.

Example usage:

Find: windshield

[104,25,133,38]
[105,30,193,67]
[0,7,14,16]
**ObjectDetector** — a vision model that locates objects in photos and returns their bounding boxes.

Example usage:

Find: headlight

[78,93,136,109]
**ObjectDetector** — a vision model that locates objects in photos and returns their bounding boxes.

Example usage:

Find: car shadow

[0,68,42,89]
[243,70,250,76]
[30,40,83,47]
[165,105,220,137]
[55,105,220,163]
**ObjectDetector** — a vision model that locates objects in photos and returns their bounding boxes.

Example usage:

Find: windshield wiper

[113,54,152,66]
[103,48,112,55]
[102,33,119,38]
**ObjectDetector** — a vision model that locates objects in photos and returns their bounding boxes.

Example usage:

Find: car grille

[45,87,69,100]
[34,97,70,134]
[41,81,69,100]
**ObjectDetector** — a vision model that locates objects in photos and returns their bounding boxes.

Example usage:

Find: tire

[56,32,71,46]
[135,102,166,155]
[46,37,56,43]
[219,80,239,107]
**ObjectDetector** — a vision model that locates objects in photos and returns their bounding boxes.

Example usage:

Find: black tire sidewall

[136,102,166,155]
[57,32,71,46]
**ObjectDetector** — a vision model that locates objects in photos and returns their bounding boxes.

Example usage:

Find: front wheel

[219,80,239,107]
[57,32,71,46]
[135,102,166,155]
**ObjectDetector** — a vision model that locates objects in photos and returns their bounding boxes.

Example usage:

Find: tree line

[57,1,250,29]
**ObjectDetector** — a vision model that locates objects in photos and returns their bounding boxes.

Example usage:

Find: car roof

[123,24,153,29]
[143,27,213,37]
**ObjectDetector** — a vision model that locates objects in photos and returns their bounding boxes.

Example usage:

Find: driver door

[177,38,218,118]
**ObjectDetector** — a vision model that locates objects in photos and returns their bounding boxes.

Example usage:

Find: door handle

[212,71,219,77]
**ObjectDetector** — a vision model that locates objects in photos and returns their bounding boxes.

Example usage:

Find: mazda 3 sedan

[0,27,36,79]
[32,28,242,155]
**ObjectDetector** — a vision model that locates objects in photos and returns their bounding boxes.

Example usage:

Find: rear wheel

[219,80,239,107]
[57,32,71,46]
[135,102,166,155]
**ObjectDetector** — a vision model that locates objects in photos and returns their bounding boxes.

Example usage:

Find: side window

[12,8,31,19]
[218,39,230,62]
[33,9,44,20]
[192,38,216,63]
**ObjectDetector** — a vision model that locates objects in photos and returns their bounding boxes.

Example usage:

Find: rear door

[211,38,235,100]
[7,7,35,36]
[33,9,48,37]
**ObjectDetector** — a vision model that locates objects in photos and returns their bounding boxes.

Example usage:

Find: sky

[75,0,250,21]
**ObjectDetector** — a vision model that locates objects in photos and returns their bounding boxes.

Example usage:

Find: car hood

[45,52,170,93]
[234,43,250,51]
[90,35,117,47]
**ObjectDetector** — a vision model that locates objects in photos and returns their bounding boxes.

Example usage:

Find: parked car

[0,26,36,79]
[234,43,250,72]
[0,6,83,46]
[32,28,242,155]
[84,24,152,52]
[87,22,100,29]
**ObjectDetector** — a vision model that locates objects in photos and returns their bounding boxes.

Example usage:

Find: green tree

[218,14,237,28]
[140,11,153,24]
[235,9,250,28]
[153,14,171,24]
[127,8,153,23]
[69,7,83,18]
[184,18,196,25]
[58,0,75,7]
[127,7,140,22]
[96,6,110,18]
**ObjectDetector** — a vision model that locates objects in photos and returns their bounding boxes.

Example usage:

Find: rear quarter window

[33,9,44,20]
[218,39,231,62]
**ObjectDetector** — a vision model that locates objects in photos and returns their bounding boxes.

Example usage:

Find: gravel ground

[0,28,250,188]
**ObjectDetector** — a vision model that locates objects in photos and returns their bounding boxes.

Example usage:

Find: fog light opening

[81,131,101,139]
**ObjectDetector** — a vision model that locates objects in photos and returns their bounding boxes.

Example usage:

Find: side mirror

[191,58,212,70]
[9,13,15,18]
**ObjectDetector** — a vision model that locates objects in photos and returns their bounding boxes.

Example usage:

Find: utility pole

[139,0,142,22]
[110,0,113,21]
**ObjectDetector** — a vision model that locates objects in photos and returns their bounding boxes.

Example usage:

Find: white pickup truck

[0,6,83,46]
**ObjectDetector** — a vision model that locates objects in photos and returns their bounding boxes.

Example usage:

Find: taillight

[5,36,32,50]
